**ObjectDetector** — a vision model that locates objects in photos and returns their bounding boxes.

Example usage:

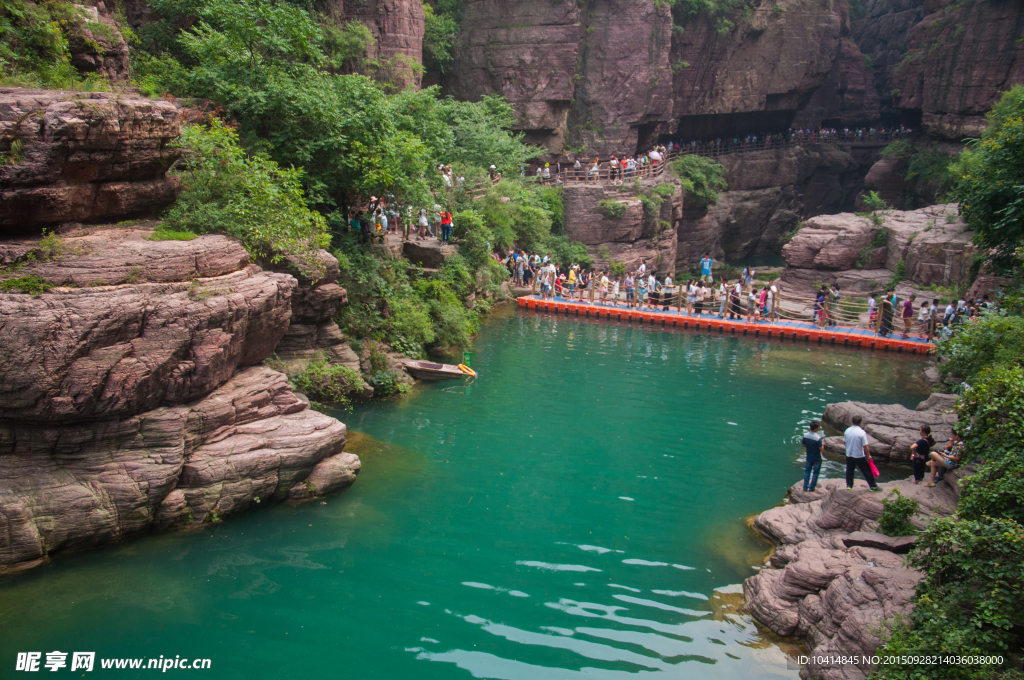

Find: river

[0,305,930,678]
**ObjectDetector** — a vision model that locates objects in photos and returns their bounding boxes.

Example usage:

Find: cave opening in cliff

[668,111,797,142]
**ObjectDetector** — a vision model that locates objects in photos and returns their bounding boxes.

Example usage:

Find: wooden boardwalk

[517,295,935,355]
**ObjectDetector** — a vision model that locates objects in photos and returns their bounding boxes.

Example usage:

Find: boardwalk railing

[438,130,909,197]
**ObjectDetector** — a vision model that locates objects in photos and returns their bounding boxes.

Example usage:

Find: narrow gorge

[1,0,1023,678]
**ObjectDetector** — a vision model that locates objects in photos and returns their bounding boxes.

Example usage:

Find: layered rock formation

[0,227,359,574]
[743,393,966,679]
[677,144,870,267]
[821,393,957,463]
[563,176,681,276]
[343,0,425,89]
[779,202,974,295]
[0,90,182,232]
[745,474,960,680]
[888,0,1024,140]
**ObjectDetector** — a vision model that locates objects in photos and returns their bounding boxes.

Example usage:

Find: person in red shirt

[901,294,916,338]
[439,209,453,245]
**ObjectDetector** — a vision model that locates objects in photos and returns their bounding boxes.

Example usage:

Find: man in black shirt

[802,421,825,492]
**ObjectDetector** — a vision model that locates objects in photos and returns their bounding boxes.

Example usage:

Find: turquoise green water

[0,306,929,679]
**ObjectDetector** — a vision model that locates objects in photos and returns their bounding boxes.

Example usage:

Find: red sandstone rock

[344,0,425,89]
[745,470,960,680]
[0,261,295,422]
[890,0,1024,140]
[0,366,354,573]
[0,89,181,229]
[780,203,975,296]
[821,394,957,463]
[563,178,680,277]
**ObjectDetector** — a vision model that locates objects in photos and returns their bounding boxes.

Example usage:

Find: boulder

[66,3,131,82]
[0,89,182,229]
[403,240,455,268]
[0,227,250,285]
[822,398,957,462]
[288,452,361,501]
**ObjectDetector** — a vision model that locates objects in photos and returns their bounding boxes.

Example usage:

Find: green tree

[166,119,330,278]
[951,85,1024,268]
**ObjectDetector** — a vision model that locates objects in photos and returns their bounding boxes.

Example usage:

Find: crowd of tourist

[502,252,785,321]
[522,146,668,185]
[347,196,454,245]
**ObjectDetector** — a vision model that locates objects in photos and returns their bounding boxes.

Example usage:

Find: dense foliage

[935,314,1024,383]
[0,0,112,89]
[877,489,919,537]
[671,154,728,205]
[167,119,330,278]
[876,314,1024,679]
[951,85,1024,268]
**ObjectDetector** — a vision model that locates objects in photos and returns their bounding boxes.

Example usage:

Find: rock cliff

[676,144,870,267]
[744,395,962,680]
[0,90,182,232]
[888,0,1024,140]
[563,176,681,276]
[343,0,425,89]
[0,227,359,574]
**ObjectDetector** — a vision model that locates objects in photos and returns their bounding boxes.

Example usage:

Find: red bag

[869,459,881,478]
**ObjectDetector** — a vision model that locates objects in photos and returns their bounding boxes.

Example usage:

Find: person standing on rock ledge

[802,421,825,492]
[844,416,882,491]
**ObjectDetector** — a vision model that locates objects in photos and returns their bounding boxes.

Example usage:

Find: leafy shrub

[422,3,457,71]
[166,120,330,279]
[388,295,435,348]
[959,450,1024,525]
[540,234,593,269]
[609,260,626,276]
[936,315,1024,382]
[0,275,56,296]
[950,85,1024,268]
[875,517,1024,679]
[290,356,364,408]
[670,154,727,205]
[957,364,1024,461]
[599,199,626,219]
[366,369,408,397]
[878,489,919,536]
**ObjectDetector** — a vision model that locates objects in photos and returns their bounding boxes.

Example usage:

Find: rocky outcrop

[344,0,425,89]
[0,89,182,231]
[746,475,960,680]
[821,393,957,463]
[563,177,681,276]
[744,395,963,679]
[0,227,359,574]
[889,0,1024,140]
[677,144,869,267]
[779,203,974,295]
[66,2,131,82]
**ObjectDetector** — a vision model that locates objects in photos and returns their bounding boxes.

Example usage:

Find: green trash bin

[462,352,473,367]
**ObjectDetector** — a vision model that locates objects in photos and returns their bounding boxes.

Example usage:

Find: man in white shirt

[844,416,881,491]
[540,263,556,300]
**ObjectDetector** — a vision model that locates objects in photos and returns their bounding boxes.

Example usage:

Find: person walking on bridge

[700,256,713,284]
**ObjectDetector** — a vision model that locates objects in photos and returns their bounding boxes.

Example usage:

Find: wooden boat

[401,360,476,380]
